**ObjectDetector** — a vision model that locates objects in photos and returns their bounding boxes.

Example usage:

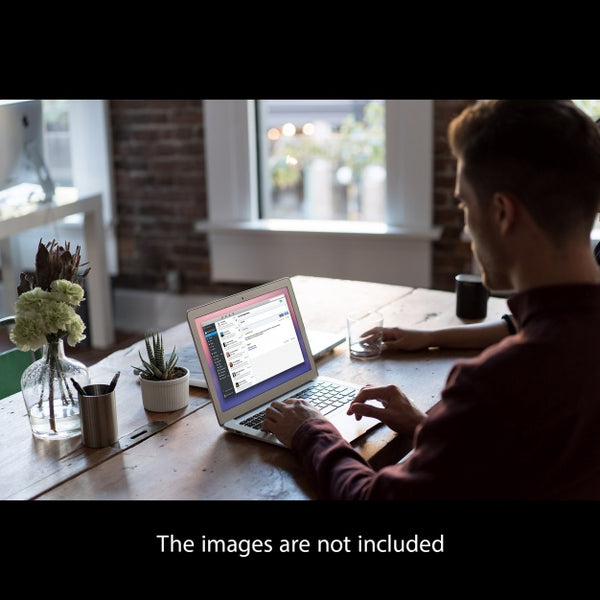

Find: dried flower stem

[36,339,77,433]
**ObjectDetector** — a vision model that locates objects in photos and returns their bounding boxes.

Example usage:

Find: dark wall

[432,99,476,289]
[110,99,475,294]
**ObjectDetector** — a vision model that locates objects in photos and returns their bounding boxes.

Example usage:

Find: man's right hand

[347,384,426,436]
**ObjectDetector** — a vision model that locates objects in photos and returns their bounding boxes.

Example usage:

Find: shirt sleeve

[291,418,440,500]
[290,357,514,500]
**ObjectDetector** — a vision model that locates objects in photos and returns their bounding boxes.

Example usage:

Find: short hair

[448,100,600,240]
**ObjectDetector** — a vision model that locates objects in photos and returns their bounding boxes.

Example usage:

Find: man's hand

[347,384,426,435]
[263,398,325,447]
[374,326,434,351]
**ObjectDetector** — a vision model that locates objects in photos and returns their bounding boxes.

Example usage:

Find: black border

[8,499,598,580]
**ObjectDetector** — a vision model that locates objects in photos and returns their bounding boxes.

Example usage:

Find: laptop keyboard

[239,380,358,431]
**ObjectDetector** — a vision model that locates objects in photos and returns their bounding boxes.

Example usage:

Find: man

[263,100,600,500]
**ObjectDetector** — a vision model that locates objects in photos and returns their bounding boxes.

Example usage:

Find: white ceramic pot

[139,367,190,412]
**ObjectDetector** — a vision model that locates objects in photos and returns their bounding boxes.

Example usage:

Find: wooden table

[0,275,509,500]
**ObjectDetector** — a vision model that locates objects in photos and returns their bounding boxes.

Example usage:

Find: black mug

[455,273,489,320]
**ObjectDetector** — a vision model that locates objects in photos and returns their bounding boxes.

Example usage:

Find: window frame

[200,100,440,287]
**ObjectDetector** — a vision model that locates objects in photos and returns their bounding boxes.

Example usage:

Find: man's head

[448,100,600,291]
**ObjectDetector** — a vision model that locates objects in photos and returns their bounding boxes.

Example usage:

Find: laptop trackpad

[330,411,381,443]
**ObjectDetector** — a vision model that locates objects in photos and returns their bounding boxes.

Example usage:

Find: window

[573,100,600,238]
[42,100,73,186]
[573,99,600,120]
[257,100,386,222]
[201,100,439,287]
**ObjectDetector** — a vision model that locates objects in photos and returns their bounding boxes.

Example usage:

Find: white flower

[10,282,87,352]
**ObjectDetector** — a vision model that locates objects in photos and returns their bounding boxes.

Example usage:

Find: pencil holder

[78,383,119,448]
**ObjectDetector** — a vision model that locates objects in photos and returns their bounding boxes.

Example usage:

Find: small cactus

[132,331,185,380]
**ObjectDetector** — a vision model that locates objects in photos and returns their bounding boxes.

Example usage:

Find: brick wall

[111,100,212,292]
[110,100,476,294]
[432,99,477,290]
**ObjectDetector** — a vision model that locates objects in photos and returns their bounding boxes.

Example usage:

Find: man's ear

[493,191,517,236]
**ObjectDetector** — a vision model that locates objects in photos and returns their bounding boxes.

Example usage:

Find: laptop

[186,277,380,446]
[178,328,346,388]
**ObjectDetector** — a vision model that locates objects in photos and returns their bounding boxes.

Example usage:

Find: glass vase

[20,338,90,440]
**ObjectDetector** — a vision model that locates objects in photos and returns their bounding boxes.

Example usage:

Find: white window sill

[196,219,442,287]
[195,219,441,241]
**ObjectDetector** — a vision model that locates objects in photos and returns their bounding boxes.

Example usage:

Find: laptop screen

[189,285,313,413]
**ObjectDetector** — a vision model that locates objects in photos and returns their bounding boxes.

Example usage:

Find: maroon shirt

[292,283,600,499]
